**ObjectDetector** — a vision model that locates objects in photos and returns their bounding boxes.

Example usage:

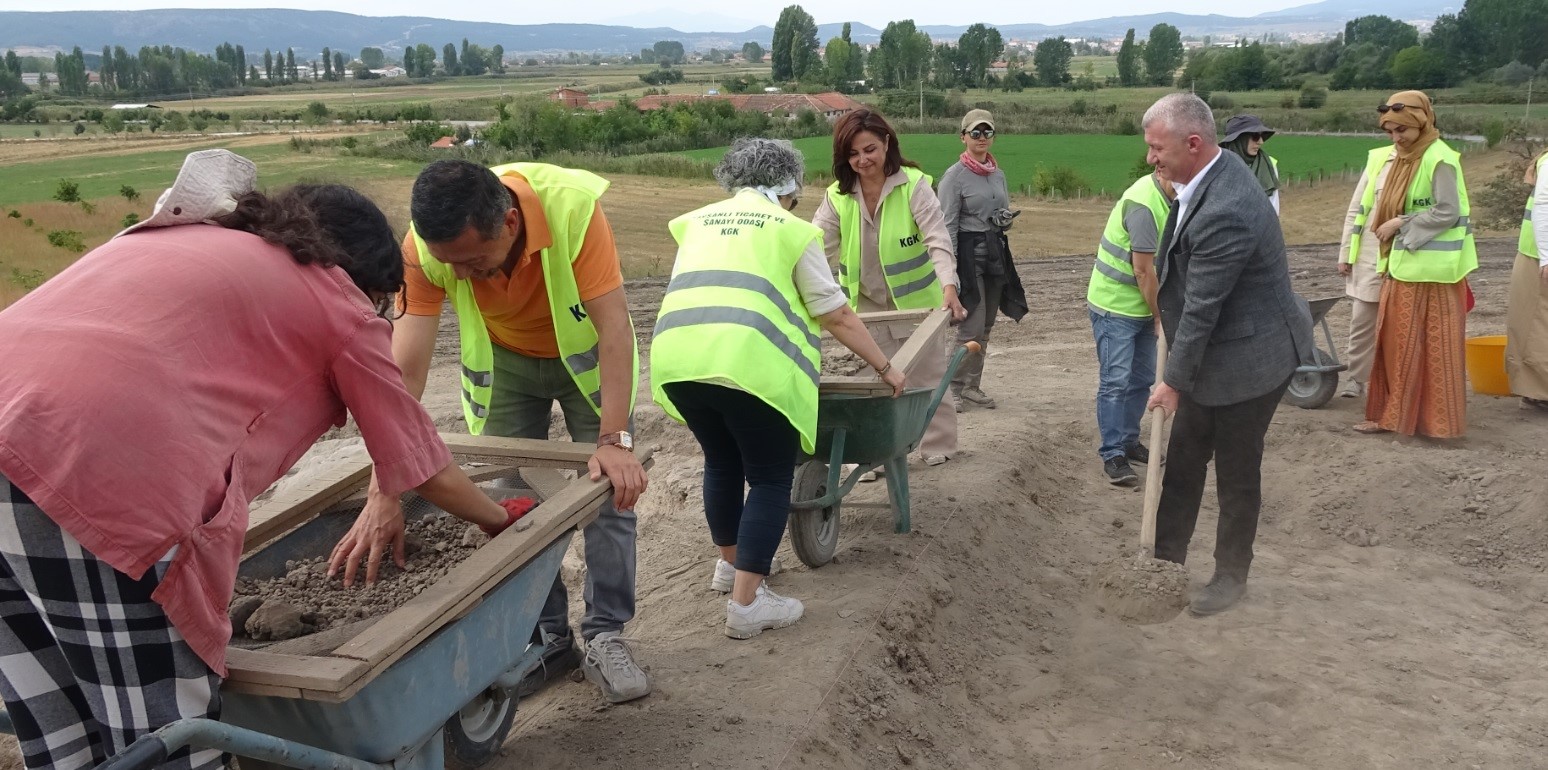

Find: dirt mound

[230,511,493,644]
[1090,555,1190,624]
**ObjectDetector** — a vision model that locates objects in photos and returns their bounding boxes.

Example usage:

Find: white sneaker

[923,454,949,466]
[725,585,805,640]
[581,631,651,703]
[711,557,782,593]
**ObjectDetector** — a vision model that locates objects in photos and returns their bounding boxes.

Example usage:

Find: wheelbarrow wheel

[1283,349,1339,409]
[445,684,516,770]
[788,460,841,568]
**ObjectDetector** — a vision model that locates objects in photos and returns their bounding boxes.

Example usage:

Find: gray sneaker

[582,631,651,703]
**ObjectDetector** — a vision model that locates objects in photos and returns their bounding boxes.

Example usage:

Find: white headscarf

[748,178,800,207]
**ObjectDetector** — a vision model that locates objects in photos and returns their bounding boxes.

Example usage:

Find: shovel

[1091,334,1189,624]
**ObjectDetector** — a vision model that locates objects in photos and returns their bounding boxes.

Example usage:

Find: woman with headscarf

[1505,148,1548,410]
[937,108,1028,412]
[813,109,966,471]
[652,138,904,640]
[1343,90,1477,437]
[0,151,522,770]
[1219,114,1281,215]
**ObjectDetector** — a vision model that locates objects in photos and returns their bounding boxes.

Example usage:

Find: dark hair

[410,159,512,243]
[831,109,919,195]
[213,184,403,318]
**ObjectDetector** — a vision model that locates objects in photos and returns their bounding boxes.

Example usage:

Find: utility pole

[918,74,924,123]
[1527,77,1534,123]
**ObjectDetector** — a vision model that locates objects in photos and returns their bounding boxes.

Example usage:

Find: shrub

[1298,84,1327,109]
[1484,120,1507,149]
[1281,95,1297,109]
[5,210,18,219]
[120,185,140,203]
[79,201,95,215]
[404,122,455,145]
[73,122,85,135]
[1114,114,1139,136]
[120,212,140,229]
[1207,93,1236,111]
[52,179,81,204]
[1032,165,1090,198]
[8,268,46,290]
[46,230,86,252]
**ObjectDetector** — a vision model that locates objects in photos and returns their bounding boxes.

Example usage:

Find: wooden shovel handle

[1139,335,1169,556]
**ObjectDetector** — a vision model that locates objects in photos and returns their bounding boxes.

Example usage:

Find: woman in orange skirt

[1349,91,1477,438]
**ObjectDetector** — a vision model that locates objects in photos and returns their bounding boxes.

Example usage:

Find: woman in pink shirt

[0,154,517,770]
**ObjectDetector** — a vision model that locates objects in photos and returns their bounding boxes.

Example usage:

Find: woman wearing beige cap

[938,108,1027,411]
[1341,90,1477,437]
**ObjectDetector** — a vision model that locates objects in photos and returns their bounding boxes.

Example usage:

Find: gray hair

[713,137,805,192]
[1142,93,1216,141]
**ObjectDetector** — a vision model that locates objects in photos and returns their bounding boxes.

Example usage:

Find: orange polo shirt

[401,172,623,359]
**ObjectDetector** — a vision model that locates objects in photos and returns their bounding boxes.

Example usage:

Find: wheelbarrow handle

[99,734,168,770]
[923,342,981,423]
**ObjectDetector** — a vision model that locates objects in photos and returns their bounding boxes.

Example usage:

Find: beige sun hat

[114,149,257,239]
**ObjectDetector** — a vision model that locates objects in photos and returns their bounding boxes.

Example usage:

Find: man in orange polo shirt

[331,160,650,703]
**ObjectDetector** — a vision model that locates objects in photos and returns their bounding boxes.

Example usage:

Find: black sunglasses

[1376,103,1410,114]
[966,129,995,140]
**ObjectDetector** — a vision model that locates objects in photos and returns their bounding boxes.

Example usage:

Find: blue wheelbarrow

[1282,295,1349,409]
[786,339,977,568]
[0,441,634,770]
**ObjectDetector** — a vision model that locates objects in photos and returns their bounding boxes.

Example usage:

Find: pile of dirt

[1090,554,1190,624]
[229,512,492,644]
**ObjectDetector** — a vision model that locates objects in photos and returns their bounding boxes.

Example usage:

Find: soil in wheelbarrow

[1089,554,1190,625]
[228,513,492,647]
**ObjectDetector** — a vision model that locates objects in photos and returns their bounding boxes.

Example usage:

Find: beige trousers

[1506,253,1548,400]
[858,296,957,458]
[1347,298,1380,385]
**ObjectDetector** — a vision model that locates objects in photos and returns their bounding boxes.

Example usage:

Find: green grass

[681,133,1390,196]
[0,140,424,207]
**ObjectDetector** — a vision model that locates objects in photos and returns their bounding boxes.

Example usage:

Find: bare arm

[390,311,440,400]
[1133,251,1161,322]
[817,305,907,396]
[580,286,647,510]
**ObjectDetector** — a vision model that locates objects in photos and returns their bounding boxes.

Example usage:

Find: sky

[0,1,1315,31]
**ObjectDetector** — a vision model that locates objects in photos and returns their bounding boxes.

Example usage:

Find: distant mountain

[604,8,760,34]
[0,5,1459,58]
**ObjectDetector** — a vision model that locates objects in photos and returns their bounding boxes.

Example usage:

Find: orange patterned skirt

[1365,278,1468,438]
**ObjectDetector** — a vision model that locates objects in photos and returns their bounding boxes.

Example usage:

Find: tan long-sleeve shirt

[812,169,958,309]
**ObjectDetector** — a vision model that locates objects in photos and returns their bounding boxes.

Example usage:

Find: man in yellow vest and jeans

[330,159,651,703]
[1087,171,1171,486]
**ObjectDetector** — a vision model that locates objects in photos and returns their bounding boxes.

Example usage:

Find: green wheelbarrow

[786,340,978,568]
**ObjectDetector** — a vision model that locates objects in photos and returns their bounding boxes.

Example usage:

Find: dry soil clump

[1090,554,1190,625]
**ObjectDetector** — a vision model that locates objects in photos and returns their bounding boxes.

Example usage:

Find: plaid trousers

[0,475,223,770]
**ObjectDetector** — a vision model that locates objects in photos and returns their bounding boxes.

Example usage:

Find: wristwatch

[598,431,634,452]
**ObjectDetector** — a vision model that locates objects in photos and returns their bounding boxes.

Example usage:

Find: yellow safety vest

[413,162,639,434]
[826,166,944,310]
[652,190,824,453]
[1087,174,1170,319]
[1349,143,1477,284]
[1520,152,1548,259]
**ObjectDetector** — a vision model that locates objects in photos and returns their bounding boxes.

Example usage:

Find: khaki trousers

[1347,298,1380,385]
[1506,253,1548,400]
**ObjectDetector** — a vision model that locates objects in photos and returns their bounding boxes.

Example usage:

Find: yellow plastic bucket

[1465,335,1511,396]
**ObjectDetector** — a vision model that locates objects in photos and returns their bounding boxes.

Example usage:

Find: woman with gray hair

[651,138,903,639]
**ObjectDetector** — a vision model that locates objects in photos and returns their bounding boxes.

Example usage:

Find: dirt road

[2,239,1540,770]
[475,236,1546,769]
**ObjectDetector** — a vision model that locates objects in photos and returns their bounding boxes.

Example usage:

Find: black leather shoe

[1124,442,1149,464]
[1103,457,1138,486]
[1189,573,1246,616]
[515,629,579,698]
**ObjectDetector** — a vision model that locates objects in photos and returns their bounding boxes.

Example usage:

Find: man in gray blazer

[1142,93,1315,616]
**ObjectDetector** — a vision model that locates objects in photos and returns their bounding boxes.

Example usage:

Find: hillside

[0,2,1458,57]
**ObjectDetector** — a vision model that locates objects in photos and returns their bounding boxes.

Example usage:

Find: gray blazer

[1157,152,1315,407]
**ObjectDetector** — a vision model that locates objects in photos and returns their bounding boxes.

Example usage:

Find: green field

[0,139,420,208]
[683,133,1390,197]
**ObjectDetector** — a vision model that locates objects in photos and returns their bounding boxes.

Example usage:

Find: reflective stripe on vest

[827,167,944,310]
[1087,174,1169,319]
[413,162,639,434]
[1352,142,1477,283]
[1521,153,1548,259]
[652,190,824,453]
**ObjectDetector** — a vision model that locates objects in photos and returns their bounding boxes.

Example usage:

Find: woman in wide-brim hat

[1342,90,1477,438]
[1219,113,1281,215]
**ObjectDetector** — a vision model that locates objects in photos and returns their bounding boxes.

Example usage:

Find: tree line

[0,37,512,102]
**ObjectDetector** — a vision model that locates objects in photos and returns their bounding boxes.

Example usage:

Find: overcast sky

[0,1,1312,31]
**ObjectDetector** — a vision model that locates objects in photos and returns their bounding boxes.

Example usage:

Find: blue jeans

[1090,309,1157,461]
